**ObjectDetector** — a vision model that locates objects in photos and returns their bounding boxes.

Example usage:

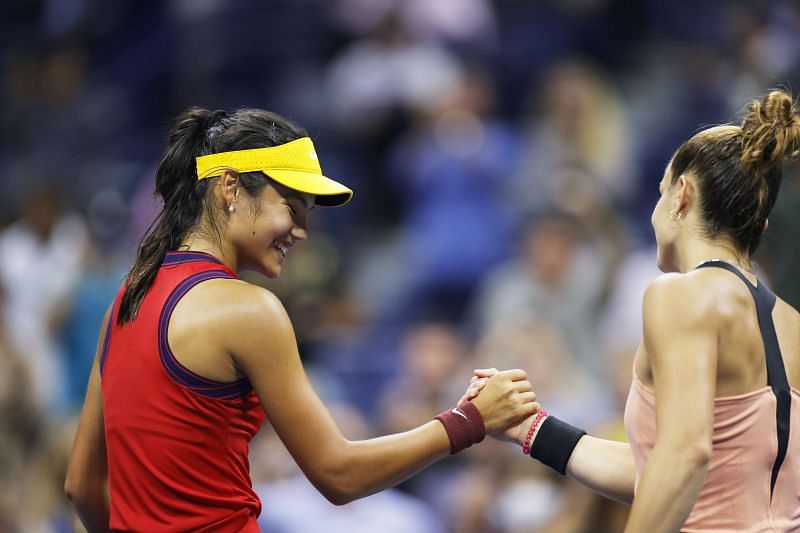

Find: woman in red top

[65,107,538,532]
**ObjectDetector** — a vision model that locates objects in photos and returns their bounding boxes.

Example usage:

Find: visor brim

[263,169,353,207]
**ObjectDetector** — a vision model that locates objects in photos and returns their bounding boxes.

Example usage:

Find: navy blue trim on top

[696,260,791,498]
[163,251,225,267]
[157,269,253,400]
[99,307,114,376]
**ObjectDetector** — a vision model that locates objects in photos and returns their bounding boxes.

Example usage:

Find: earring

[669,209,682,221]
[228,203,235,213]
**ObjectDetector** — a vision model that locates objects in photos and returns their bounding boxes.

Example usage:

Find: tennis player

[467,89,800,531]
[64,107,539,532]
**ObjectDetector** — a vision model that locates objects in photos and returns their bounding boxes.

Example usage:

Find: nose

[291,223,308,243]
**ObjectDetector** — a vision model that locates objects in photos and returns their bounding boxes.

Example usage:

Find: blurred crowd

[1,0,800,531]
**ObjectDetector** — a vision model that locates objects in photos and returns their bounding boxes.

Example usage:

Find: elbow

[65,481,91,512]
[316,469,362,506]
[320,487,356,507]
[65,483,86,512]
[684,440,712,470]
[64,471,81,504]
[312,447,363,506]
[64,470,102,510]
[315,473,361,506]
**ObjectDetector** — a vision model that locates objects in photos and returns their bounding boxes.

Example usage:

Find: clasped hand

[459,368,540,446]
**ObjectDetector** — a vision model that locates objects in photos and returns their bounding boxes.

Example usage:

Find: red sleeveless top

[101,251,265,532]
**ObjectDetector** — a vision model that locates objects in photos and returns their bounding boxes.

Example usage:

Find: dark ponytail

[669,89,800,257]
[117,107,307,325]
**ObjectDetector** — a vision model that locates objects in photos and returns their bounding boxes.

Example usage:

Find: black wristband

[530,416,586,475]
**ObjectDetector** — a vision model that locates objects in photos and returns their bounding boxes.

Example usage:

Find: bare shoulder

[173,277,294,353]
[642,272,722,383]
[643,271,719,323]
[191,277,291,329]
[197,279,300,376]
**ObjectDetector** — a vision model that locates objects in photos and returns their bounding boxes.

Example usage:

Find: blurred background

[1,0,799,531]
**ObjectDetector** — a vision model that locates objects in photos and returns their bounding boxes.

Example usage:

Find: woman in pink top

[466,89,800,532]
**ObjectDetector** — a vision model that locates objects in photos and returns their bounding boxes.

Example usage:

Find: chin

[241,258,282,279]
[258,263,281,279]
[656,251,679,273]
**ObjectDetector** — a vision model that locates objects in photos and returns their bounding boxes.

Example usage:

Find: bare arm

[467,370,636,504]
[229,287,539,505]
[65,307,111,532]
[565,435,635,503]
[623,275,716,532]
[470,273,716,525]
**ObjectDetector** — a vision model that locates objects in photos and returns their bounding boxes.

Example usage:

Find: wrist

[528,415,586,475]
[434,401,486,454]
[516,412,548,447]
[520,410,548,455]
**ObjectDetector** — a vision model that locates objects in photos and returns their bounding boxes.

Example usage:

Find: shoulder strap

[696,260,791,497]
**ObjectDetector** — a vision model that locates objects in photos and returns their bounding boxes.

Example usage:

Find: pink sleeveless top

[624,261,800,532]
[624,372,800,532]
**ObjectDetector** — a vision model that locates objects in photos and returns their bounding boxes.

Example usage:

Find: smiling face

[228,180,313,278]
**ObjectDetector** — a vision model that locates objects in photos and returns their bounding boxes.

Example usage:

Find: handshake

[450,368,542,449]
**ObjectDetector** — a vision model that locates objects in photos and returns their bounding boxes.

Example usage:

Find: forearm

[624,444,709,532]
[566,436,635,504]
[312,420,451,504]
[518,414,635,504]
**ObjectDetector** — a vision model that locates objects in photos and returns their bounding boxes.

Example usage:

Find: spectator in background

[377,65,520,320]
[378,321,470,435]
[509,60,634,215]
[470,211,609,375]
[0,283,41,532]
[61,188,130,412]
[472,320,612,431]
[0,185,89,413]
[332,0,496,51]
[324,9,462,139]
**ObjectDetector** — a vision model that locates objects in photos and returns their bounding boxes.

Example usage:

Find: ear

[674,174,695,216]
[218,169,240,207]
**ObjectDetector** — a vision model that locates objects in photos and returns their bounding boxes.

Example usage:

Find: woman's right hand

[467,369,539,435]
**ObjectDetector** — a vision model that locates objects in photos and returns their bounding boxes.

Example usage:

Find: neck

[179,233,238,272]
[677,238,751,274]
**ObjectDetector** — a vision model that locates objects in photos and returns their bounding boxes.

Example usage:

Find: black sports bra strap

[696,259,756,290]
[695,260,791,497]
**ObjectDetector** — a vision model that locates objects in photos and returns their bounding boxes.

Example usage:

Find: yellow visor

[195,137,352,207]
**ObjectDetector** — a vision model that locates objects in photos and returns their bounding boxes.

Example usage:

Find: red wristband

[458,400,486,444]
[522,410,548,455]
[435,401,486,454]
